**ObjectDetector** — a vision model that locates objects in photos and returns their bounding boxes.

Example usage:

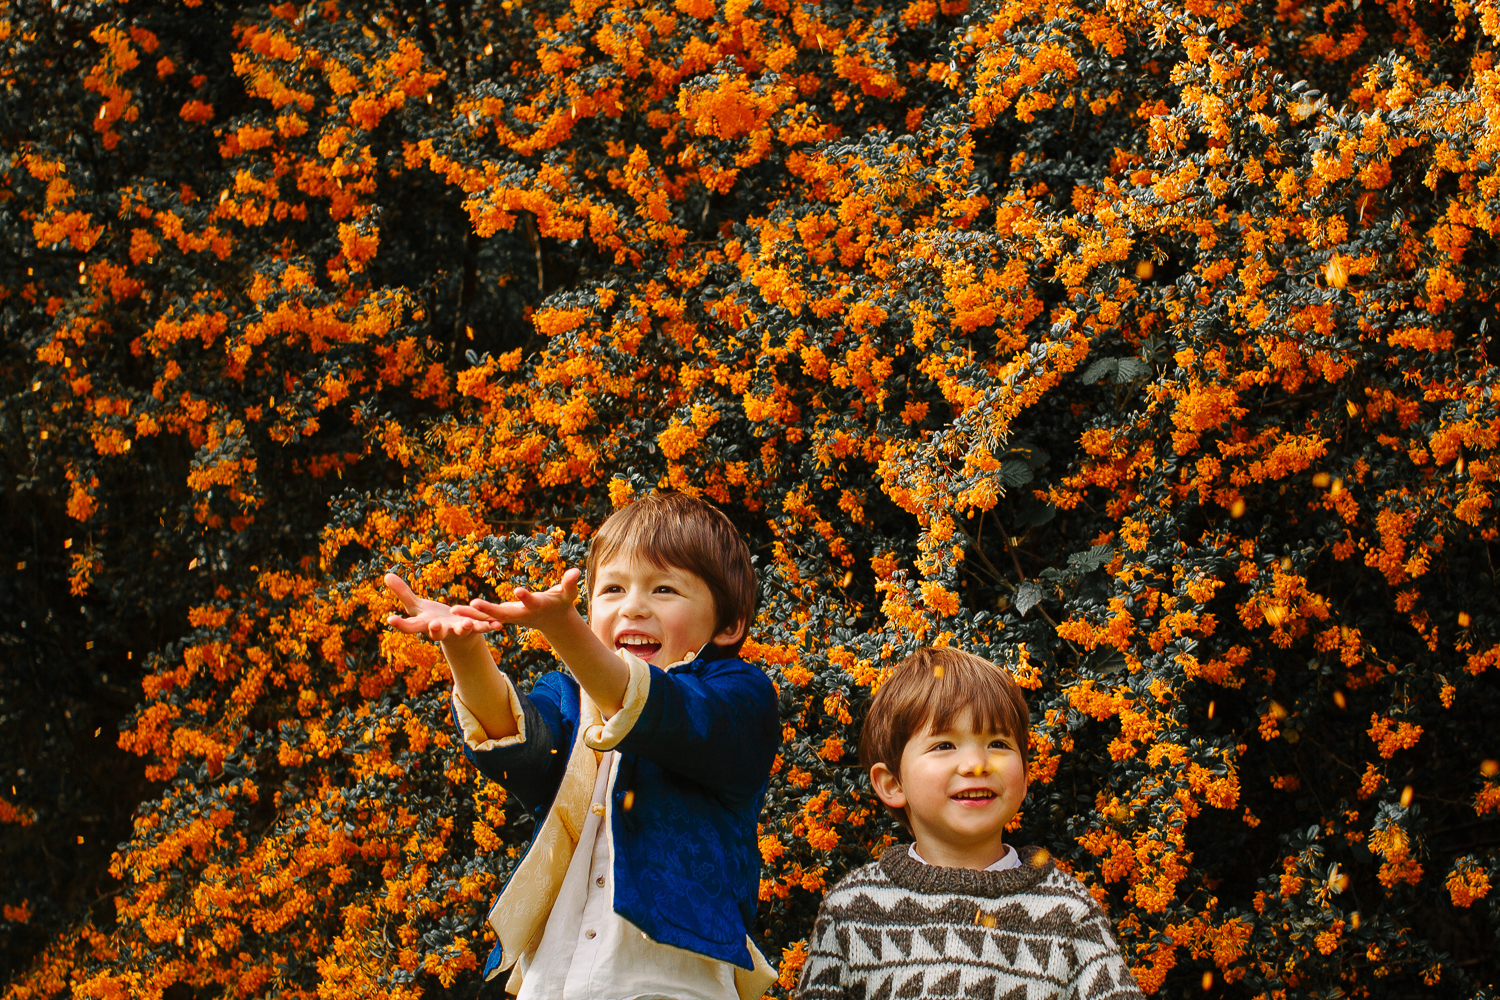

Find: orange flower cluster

[5,0,1500,994]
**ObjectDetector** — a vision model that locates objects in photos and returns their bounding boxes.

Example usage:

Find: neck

[911,836,1010,870]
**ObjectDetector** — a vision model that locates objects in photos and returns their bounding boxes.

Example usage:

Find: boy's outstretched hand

[397,567,626,718]
[385,573,496,640]
[452,568,584,632]
[386,573,522,741]
[456,567,627,716]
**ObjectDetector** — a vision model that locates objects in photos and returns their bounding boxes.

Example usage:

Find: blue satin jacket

[459,644,780,978]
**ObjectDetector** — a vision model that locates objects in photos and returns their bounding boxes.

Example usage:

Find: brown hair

[858,647,1031,831]
[584,492,757,654]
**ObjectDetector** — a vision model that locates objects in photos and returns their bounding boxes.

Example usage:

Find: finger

[452,607,507,631]
[386,613,426,634]
[469,598,527,620]
[384,573,420,613]
[428,618,472,641]
[560,568,582,599]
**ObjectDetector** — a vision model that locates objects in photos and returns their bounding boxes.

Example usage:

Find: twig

[989,510,1029,584]
[953,521,1008,586]
[987,511,1081,657]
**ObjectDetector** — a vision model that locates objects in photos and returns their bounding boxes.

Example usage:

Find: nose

[959,748,990,776]
[618,584,650,618]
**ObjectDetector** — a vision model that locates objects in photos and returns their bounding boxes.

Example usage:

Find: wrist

[441,629,489,654]
[535,602,591,644]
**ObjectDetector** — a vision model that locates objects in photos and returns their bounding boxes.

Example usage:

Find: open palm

[384,573,497,640]
[452,568,583,631]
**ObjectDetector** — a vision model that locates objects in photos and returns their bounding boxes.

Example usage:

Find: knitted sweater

[796,845,1144,1000]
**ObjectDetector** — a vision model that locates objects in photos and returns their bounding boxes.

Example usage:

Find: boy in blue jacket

[385,492,779,999]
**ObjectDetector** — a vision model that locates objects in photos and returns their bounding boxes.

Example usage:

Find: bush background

[2,0,1498,995]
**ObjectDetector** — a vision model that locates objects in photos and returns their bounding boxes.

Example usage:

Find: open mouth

[616,635,662,658]
[952,790,997,802]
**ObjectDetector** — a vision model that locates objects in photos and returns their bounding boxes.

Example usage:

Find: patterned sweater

[796,845,1144,1000]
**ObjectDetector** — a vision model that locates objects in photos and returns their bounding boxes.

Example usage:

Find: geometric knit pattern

[796,845,1145,1000]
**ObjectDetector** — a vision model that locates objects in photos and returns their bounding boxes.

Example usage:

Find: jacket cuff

[452,675,528,752]
[584,648,651,751]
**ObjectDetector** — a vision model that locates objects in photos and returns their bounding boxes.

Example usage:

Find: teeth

[954,791,995,799]
[619,636,657,646]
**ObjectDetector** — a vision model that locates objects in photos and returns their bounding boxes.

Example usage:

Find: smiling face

[587,553,745,667]
[869,710,1028,869]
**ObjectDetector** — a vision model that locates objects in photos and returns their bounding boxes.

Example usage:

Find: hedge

[2,0,1497,995]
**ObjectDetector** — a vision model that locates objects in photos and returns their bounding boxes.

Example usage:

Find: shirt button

[585,929,597,940]
[591,803,605,816]
[595,875,606,887]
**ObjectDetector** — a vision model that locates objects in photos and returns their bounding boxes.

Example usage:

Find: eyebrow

[593,568,691,588]
[926,728,1014,740]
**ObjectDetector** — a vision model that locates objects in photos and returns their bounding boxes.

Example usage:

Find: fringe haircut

[584,492,756,654]
[858,647,1031,831]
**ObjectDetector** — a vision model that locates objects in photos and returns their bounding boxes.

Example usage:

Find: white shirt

[908,843,1021,871]
[513,750,740,1000]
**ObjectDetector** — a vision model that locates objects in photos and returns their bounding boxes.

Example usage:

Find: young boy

[797,648,1144,1000]
[385,492,779,999]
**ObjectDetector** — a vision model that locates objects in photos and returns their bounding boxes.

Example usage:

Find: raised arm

[454,567,631,718]
[384,573,518,740]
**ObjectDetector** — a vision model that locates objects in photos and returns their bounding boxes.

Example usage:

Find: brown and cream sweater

[795,845,1145,1000]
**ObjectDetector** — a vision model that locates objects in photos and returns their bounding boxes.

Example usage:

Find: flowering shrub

[3,0,1499,995]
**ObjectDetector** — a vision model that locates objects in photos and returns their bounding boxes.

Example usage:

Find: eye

[599,584,624,594]
[930,740,955,751]
[654,585,680,595]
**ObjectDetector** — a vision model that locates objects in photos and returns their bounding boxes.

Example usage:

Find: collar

[694,642,738,663]
[665,642,738,669]
[878,843,1053,898]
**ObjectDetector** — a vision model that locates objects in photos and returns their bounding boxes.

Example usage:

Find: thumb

[384,573,418,612]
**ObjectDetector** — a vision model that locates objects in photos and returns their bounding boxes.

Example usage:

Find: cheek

[1003,758,1028,789]
[898,749,926,786]
[672,607,704,632]
[908,762,948,798]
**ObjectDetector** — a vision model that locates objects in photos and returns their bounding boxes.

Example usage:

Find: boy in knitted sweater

[797,648,1144,1000]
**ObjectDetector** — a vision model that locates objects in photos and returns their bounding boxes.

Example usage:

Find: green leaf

[1014,581,1045,615]
[1082,358,1120,384]
[1067,545,1115,572]
[1000,459,1034,487]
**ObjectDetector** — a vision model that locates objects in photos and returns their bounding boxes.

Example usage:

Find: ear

[712,617,747,647]
[869,762,907,811]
